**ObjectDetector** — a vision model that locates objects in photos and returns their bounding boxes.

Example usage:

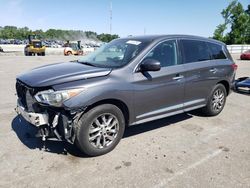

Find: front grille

[16,80,29,109]
[16,80,39,112]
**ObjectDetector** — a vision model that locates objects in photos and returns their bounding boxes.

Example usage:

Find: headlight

[34,89,84,107]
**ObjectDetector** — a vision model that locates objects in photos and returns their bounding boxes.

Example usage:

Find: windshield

[78,39,150,68]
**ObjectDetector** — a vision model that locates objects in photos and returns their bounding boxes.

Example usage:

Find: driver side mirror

[139,59,161,72]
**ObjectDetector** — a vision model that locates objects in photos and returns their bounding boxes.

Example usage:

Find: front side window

[181,40,210,63]
[207,42,227,59]
[78,39,150,68]
[144,40,178,67]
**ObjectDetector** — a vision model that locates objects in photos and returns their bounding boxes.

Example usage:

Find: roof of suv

[121,35,225,45]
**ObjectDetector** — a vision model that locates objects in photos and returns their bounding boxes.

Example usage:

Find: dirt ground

[0,54,249,188]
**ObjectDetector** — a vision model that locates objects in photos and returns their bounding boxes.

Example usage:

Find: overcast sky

[0,0,249,37]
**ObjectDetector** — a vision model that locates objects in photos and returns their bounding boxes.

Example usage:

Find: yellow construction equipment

[24,34,46,56]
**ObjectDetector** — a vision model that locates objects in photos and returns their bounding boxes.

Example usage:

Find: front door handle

[209,68,218,73]
[172,74,184,80]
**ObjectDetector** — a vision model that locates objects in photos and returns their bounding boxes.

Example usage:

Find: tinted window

[207,42,227,59]
[144,40,178,67]
[181,40,210,63]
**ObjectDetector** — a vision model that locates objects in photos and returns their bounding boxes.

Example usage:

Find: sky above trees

[0,0,249,37]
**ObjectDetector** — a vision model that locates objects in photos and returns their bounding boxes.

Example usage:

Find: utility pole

[110,1,112,35]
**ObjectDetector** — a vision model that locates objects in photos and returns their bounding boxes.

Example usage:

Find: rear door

[132,40,185,124]
[179,39,217,109]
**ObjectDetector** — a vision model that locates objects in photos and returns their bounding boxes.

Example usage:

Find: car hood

[17,62,112,87]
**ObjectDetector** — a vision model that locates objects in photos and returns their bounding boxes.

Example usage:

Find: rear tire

[201,84,227,116]
[75,104,125,156]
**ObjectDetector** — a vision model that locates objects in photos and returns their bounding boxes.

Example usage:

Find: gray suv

[16,35,237,156]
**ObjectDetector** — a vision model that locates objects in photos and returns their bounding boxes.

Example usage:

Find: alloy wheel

[212,88,225,112]
[88,113,119,149]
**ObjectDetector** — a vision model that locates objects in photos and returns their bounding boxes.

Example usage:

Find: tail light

[231,63,238,71]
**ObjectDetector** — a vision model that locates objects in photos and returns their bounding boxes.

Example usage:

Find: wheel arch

[84,99,130,126]
[217,80,230,95]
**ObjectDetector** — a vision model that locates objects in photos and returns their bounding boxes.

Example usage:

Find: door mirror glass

[140,59,161,72]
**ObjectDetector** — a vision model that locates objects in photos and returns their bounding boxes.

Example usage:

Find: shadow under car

[12,112,193,158]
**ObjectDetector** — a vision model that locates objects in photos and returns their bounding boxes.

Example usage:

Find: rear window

[181,40,210,63]
[207,42,227,60]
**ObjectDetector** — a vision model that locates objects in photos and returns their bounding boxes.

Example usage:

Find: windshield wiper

[78,61,97,67]
[70,59,78,62]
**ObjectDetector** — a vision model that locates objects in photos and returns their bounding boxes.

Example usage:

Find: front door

[132,40,185,124]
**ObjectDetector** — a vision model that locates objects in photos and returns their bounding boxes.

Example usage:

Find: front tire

[201,84,227,116]
[75,104,125,156]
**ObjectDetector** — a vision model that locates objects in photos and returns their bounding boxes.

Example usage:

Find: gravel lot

[0,54,250,188]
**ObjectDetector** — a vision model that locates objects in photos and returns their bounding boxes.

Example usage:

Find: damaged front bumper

[15,99,81,143]
[16,99,49,127]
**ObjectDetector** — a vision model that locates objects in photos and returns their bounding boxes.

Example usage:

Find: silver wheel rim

[212,88,225,112]
[88,113,119,149]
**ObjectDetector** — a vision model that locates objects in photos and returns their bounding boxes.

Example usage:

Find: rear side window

[181,40,211,63]
[207,42,227,59]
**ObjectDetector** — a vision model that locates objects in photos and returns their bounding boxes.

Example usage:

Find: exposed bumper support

[15,99,85,144]
[15,99,49,127]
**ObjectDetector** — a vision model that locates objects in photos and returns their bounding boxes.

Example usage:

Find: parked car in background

[240,50,250,60]
[15,35,237,156]
[0,46,3,52]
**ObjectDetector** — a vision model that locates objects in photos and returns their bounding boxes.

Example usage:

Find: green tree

[246,5,250,43]
[213,0,250,44]
[213,24,227,42]
[97,33,119,42]
[0,25,119,43]
[227,2,249,44]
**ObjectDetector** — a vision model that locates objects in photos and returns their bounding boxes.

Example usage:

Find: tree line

[213,0,250,44]
[0,26,119,43]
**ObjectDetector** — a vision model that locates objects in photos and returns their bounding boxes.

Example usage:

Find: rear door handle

[209,68,218,73]
[172,74,184,80]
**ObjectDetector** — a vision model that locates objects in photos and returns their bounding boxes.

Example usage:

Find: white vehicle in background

[63,41,83,56]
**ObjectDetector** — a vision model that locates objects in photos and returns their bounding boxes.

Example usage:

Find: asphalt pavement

[0,54,249,188]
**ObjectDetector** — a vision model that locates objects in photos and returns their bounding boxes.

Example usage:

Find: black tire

[201,84,227,116]
[42,52,45,56]
[75,104,125,156]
